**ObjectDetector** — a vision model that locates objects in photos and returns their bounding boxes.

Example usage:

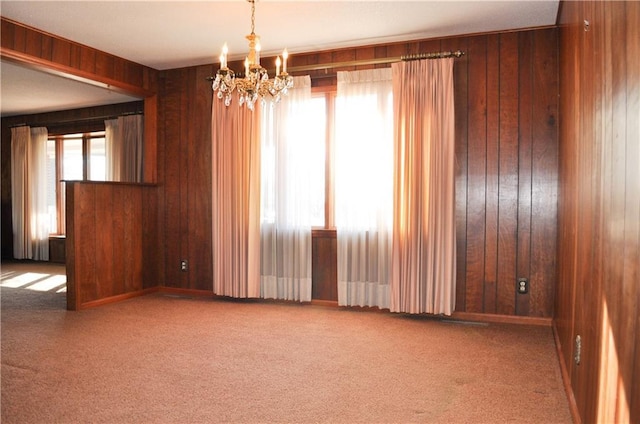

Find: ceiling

[0,0,559,117]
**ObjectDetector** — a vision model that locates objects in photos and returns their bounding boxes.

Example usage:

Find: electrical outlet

[180,260,188,272]
[517,278,529,294]
[574,335,582,365]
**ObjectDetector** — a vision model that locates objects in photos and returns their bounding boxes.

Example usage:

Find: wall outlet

[574,335,582,365]
[180,260,188,272]
[517,278,529,294]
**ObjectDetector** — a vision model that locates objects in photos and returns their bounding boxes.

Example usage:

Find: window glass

[47,131,106,234]
[260,95,326,227]
[62,134,83,180]
[305,96,326,227]
[46,139,57,234]
[89,135,106,181]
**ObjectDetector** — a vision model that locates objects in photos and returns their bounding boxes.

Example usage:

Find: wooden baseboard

[309,302,552,326]
[158,287,218,298]
[450,311,552,326]
[80,287,554,329]
[310,299,339,308]
[552,321,582,424]
[75,287,159,310]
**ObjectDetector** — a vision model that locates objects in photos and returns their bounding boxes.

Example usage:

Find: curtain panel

[105,114,144,182]
[335,69,394,308]
[390,58,456,315]
[11,126,49,260]
[211,98,262,298]
[260,76,314,302]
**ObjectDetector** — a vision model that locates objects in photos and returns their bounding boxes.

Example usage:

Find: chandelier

[212,0,294,110]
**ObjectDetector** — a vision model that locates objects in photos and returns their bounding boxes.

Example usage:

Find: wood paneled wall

[66,182,159,310]
[1,17,156,96]
[157,66,214,290]
[557,2,640,422]
[158,27,559,319]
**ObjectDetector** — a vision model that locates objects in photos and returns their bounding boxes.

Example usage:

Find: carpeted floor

[1,261,572,423]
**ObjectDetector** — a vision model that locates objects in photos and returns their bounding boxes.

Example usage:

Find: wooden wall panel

[464,35,488,313]
[158,65,214,290]
[312,229,338,301]
[531,28,560,318]
[483,34,500,314]
[160,68,185,288]
[516,31,534,317]
[496,32,519,316]
[1,17,157,97]
[65,182,158,310]
[158,27,560,319]
[557,1,639,422]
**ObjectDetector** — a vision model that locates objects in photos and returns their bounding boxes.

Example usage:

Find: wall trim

[450,311,552,327]
[75,287,555,330]
[75,287,158,310]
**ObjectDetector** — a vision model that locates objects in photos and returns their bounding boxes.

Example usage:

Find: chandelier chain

[250,0,255,35]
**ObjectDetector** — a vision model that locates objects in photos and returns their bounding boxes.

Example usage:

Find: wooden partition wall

[65,182,159,310]
[557,1,639,422]
[158,27,559,320]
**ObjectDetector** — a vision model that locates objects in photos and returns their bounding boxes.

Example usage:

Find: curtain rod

[287,50,465,73]
[6,111,143,128]
[206,50,464,80]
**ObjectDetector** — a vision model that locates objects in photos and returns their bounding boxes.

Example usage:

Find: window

[284,85,392,231]
[311,88,336,228]
[259,89,328,228]
[46,131,106,234]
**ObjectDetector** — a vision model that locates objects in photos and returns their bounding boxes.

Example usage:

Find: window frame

[312,86,337,230]
[47,130,106,235]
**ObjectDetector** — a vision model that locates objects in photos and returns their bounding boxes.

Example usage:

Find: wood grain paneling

[312,229,338,301]
[159,28,560,319]
[1,17,157,97]
[464,35,488,313]
[158,65,214,290]
[557,1,640,422]
[65,181,158,310]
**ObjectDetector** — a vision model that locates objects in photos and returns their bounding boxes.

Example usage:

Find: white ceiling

[0,0,559,117]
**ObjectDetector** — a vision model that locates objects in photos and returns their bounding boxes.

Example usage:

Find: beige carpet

[1,261,572,423]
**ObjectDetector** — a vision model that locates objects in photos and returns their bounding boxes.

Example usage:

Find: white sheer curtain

[390,58,456,315]
[260,75,314,302]
[11,126,49,260]
[105,114,144,182]
[335,69,394,308]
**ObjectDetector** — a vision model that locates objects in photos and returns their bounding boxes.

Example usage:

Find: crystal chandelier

[212,0,293,110]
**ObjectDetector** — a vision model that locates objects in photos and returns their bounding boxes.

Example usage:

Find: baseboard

[450,311,552,327]
[158,287,218,298]
[310,299,339,308]
[552,321,582,424]
[76,287,159,310]
[86,287,553,329]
